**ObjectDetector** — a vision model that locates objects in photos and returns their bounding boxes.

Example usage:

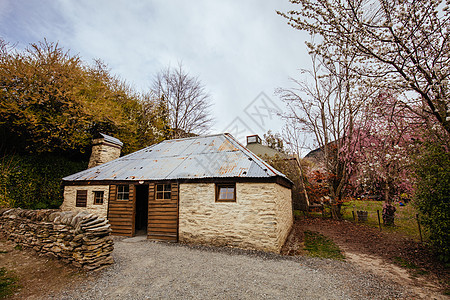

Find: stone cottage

[61,133,293,253]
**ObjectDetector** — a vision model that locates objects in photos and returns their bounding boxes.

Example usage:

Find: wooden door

[147,182,179,241]
[108,184,135,236]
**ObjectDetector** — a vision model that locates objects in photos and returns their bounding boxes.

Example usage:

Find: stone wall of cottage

[273,183,294,249]
[178,182,293,253]
[61,185,109,218]
[88,138,121,168]
[0,208,114,271]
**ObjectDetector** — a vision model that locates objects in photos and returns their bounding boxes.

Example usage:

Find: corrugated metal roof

[246,142,290,158]
[63,133,289,182]
[99,133,123,147]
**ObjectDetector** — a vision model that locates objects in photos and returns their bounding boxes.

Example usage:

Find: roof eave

[62,175,293,189]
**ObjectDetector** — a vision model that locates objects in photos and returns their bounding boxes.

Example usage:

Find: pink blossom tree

[278,49,375,218]
[347,92,421,204]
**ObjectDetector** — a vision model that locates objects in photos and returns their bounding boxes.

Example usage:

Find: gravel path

[57,236,412,300]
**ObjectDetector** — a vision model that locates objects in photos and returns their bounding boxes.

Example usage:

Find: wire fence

[304,202,426,242]
[349,209,423,242]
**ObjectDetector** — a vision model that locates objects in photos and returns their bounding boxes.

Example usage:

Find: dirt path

[0,239,89,299]
[283,217,449,299]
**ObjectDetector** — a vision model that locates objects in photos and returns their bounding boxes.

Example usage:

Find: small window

[156,184,171,200]
[76,190,87,207]
[216,183,236,202]
[117,185,130,201]
[93,191,104,205]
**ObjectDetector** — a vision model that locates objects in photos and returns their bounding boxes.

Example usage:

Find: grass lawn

[303,230,345,260]
[341,200,424,240]
[304,200,425,241]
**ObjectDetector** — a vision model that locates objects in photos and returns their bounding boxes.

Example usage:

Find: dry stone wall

[0,208,114,271]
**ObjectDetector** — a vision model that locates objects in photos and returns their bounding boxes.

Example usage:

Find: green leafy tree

[414,141,450,262]
[0,39,169,156]
[262,153,310,211]
[0,38,171,209]
[263,130,285,153]
[0,39,90,154]
[135,92,172,147]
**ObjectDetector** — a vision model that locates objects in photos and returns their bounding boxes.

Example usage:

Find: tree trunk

[384,181,391,204]
[294,155,310,207]
[331,201,340,219]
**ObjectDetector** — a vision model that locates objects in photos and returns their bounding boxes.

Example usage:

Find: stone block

[0,208,114,271]
[61,185,109,218]
[178,182,292,253]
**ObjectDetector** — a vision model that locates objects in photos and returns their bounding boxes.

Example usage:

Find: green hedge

[414,142,450,263]
[0,155,87,209]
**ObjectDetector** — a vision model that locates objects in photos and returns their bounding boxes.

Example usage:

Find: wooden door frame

[133,183,149,236]
[147,181,179,241]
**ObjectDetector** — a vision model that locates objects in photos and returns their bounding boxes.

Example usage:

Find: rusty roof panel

[63,133,288,182]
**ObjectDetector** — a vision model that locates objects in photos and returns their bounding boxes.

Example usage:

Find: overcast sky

[0,0,311,145]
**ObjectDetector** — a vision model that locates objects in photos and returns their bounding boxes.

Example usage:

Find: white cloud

[0,0,311,143]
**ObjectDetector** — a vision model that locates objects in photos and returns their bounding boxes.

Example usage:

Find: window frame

[215,183,236,202]
[76,190,87,207]
[93,191,104,205]
[155,183,172,200]
[117,185,130,201]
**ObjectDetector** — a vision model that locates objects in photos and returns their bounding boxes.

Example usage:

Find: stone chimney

[246,134,262,146]
[88,133,123,168]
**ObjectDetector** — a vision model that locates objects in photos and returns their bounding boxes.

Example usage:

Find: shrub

[0,154,87,209]
[0,267,20,298]
[413,142,450,262]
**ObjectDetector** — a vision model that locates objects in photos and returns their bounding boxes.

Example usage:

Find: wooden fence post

[416,213,423,243]
[377,210,382,231]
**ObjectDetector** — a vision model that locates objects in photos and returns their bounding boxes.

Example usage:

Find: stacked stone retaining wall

[0,208,114,271]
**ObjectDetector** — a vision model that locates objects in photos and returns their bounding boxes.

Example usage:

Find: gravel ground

[55,236,413,300]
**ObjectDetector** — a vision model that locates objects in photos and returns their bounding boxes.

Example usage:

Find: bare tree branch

[278,0,450,134]
[151,63,214,138]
